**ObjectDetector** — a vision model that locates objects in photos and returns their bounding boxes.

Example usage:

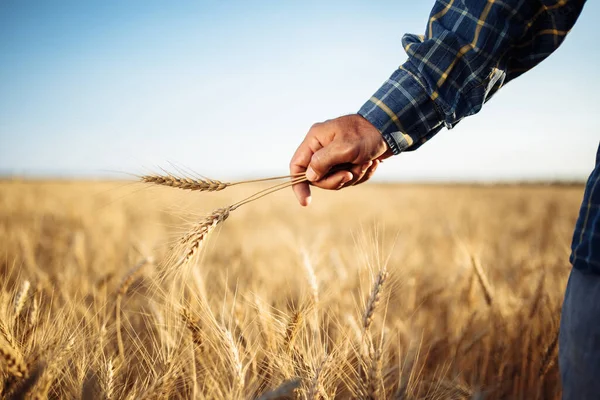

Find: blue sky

[0,0,598,181]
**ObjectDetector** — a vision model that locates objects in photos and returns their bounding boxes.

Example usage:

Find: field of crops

[0,179,585,399]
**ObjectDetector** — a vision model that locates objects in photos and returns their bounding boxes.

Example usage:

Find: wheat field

[0,179,585,399]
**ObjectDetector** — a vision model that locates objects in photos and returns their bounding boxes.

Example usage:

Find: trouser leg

[559,267,600,399]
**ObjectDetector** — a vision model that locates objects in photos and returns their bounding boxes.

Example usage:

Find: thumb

[306,143,353,182]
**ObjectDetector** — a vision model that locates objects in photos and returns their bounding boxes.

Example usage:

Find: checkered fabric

[358,0,586,154]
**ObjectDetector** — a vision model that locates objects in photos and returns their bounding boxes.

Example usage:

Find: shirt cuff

[358,65,443,155]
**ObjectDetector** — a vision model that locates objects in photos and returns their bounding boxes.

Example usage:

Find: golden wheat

[0,179,582,399]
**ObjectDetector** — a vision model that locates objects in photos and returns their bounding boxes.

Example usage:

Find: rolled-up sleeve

[359,0,586,155]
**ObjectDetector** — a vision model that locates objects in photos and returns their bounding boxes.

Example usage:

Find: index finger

[289,136,322,207]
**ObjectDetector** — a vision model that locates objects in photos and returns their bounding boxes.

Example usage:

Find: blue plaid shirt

[358,0,600,273]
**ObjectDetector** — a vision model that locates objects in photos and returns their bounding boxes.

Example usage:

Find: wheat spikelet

[141,175,230,192]
[362,269,388,333]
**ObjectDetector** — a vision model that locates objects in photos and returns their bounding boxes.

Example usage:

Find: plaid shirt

[358,0,600,272]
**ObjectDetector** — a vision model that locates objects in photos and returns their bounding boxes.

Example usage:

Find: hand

[289,114,393,206]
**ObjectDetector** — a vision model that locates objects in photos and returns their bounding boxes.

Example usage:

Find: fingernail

[342,174,353,184]
[306,167,318,182]
[361,161,373,172]
[305,196,312,207]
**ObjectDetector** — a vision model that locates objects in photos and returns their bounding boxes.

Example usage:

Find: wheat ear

[181,308,203,350]
[173,176,308,270]
[301,250,319,307]
[104,358,114,400]
[469,255,494,306]
[539,330,559,378]
[0,339,28,379]
[173,207,232,269]
[141,172,304,192]
[13,280,31,322]
[283,310,304,354]
[223,327,244,391]
[362,269,389,333]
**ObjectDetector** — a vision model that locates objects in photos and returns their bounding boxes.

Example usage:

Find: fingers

[354,159,380,186]
[310,170,354,190]
[306,143,357,182]
[347,161,372,186]
[290,136,323,207]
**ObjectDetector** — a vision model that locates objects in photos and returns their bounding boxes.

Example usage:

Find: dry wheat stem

[230,176,308,210]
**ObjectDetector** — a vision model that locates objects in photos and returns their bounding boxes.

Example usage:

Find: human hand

[289,114,393,206]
